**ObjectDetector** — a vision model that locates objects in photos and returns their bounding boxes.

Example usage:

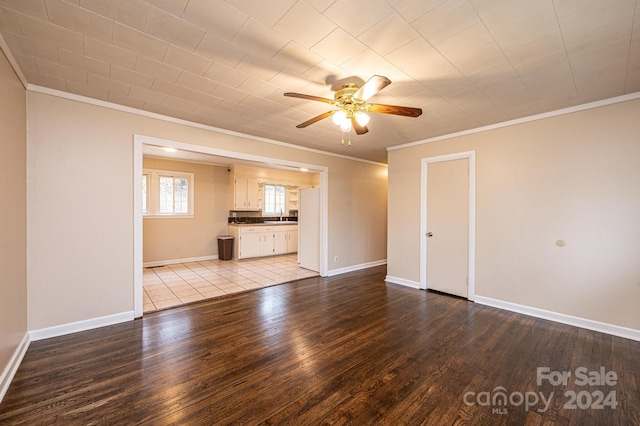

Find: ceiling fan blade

[296,111,334,128]
[366,103,423,118]
[354,75,391,101]
[351,116,369,135]
[284,92,334,104]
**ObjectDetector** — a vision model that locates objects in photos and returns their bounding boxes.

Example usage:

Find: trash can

[217,235,233,260]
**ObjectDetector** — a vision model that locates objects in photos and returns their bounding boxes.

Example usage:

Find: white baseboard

[474,296,640,342]
[29,311,135,342]
[385,275,421,289]
[143,254,218,268]
[0,333,30,404]
[326,259,387,277]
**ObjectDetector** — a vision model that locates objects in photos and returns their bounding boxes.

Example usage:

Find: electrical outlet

[334,256,338,263]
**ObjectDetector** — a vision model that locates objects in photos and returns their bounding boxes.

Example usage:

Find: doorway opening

[420,151,476,300]
[134,134,328,318]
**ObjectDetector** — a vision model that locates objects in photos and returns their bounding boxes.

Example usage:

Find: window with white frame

[263,184,286,215]
[143,169,194,217]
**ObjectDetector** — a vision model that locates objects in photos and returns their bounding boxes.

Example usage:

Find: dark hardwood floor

[1,266,638,425]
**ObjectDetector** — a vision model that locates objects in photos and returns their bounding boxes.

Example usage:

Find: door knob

[427,232,433,237]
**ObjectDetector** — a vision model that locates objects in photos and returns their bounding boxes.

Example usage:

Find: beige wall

[388,99,640,330]
[0,49,27,382]
[143,157,229,263]
[26,91,388,330]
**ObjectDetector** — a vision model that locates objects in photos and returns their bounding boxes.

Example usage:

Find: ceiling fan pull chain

[341,131,345,145]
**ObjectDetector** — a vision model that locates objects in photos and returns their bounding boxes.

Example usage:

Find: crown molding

[0,34,28,89]
[388,92,640,152]
[26,84,388,167]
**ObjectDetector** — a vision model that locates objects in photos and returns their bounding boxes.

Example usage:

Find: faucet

[280,209,283,221]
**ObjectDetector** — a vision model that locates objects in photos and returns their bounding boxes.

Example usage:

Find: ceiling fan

[284,76,423,145]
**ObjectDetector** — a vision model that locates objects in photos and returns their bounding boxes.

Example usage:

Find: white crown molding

[388,92,640,152]
[0,34,28,89]
[26,84,387,167]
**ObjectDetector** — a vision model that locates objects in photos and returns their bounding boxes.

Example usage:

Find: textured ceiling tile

[311,28,368,65]
[108,91,145,109]
[358,13,420,56]
[87,72,130,96]
[433,21,496,65]
[110,64,155,89]
[0,0,47,20]
[324,0,395,36]
[15,12,84,53]
[35,57,86,82]
[502,30,565,68]
[237,76,280,98]
[0,6,20,33]
[45,0,113,43]
[271,41,323,75]
[175,70,218,93]
[144,6,206,51]
[204,61,249,87]
[411,0,480,45]
[384,38,456,81]
[385,0,446,22]
[163,45,212,76]
[472,0,558,50]
[79,0,150,32]
[195,32,247,68]
[341,49,393,79]
[163,95,198,113]
[135,56,181,82]
[129,85,168,105]
[84,36,138,69]
[58,48,110,78]
[65,79,109,101]
[301,59,349,85]
[142,0,189,17]
[186,90,224,108]
[232,18,289,58]
[9,51,38,72]
[24,69,67,90]
[273,1,336,49]
[1,32,60,62]
[181,0,247,40]
[211,83,250,103]
[234,54,285,81]
[151,78,192,99]
[224,0,296,28]
[556,0,635,54]
[112,23,169,61]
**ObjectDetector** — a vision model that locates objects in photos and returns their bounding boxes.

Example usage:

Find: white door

[426,158,469,298]
[298,188,320,272]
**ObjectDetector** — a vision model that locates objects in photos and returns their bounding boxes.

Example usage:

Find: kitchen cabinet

[229,224,298,259]
[273,226,298,255]
[231,176,259,210]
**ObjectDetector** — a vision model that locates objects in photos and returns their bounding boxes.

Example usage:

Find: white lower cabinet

[229,225,298,259]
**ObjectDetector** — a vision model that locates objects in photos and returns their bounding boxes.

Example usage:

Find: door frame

[133,134,329,318]
[420,151,476,300]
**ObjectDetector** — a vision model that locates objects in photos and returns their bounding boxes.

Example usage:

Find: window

[143,169,194,218]
[263,184,286,215]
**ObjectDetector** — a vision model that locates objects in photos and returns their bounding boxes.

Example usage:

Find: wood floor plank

[1,266,638,425]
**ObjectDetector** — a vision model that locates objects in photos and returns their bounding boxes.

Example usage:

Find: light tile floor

[143,254,318,313]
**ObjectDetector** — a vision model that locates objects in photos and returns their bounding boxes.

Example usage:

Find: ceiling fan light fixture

[340,120,352,132]
[332,110,347,125]
[354,111,370,126]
